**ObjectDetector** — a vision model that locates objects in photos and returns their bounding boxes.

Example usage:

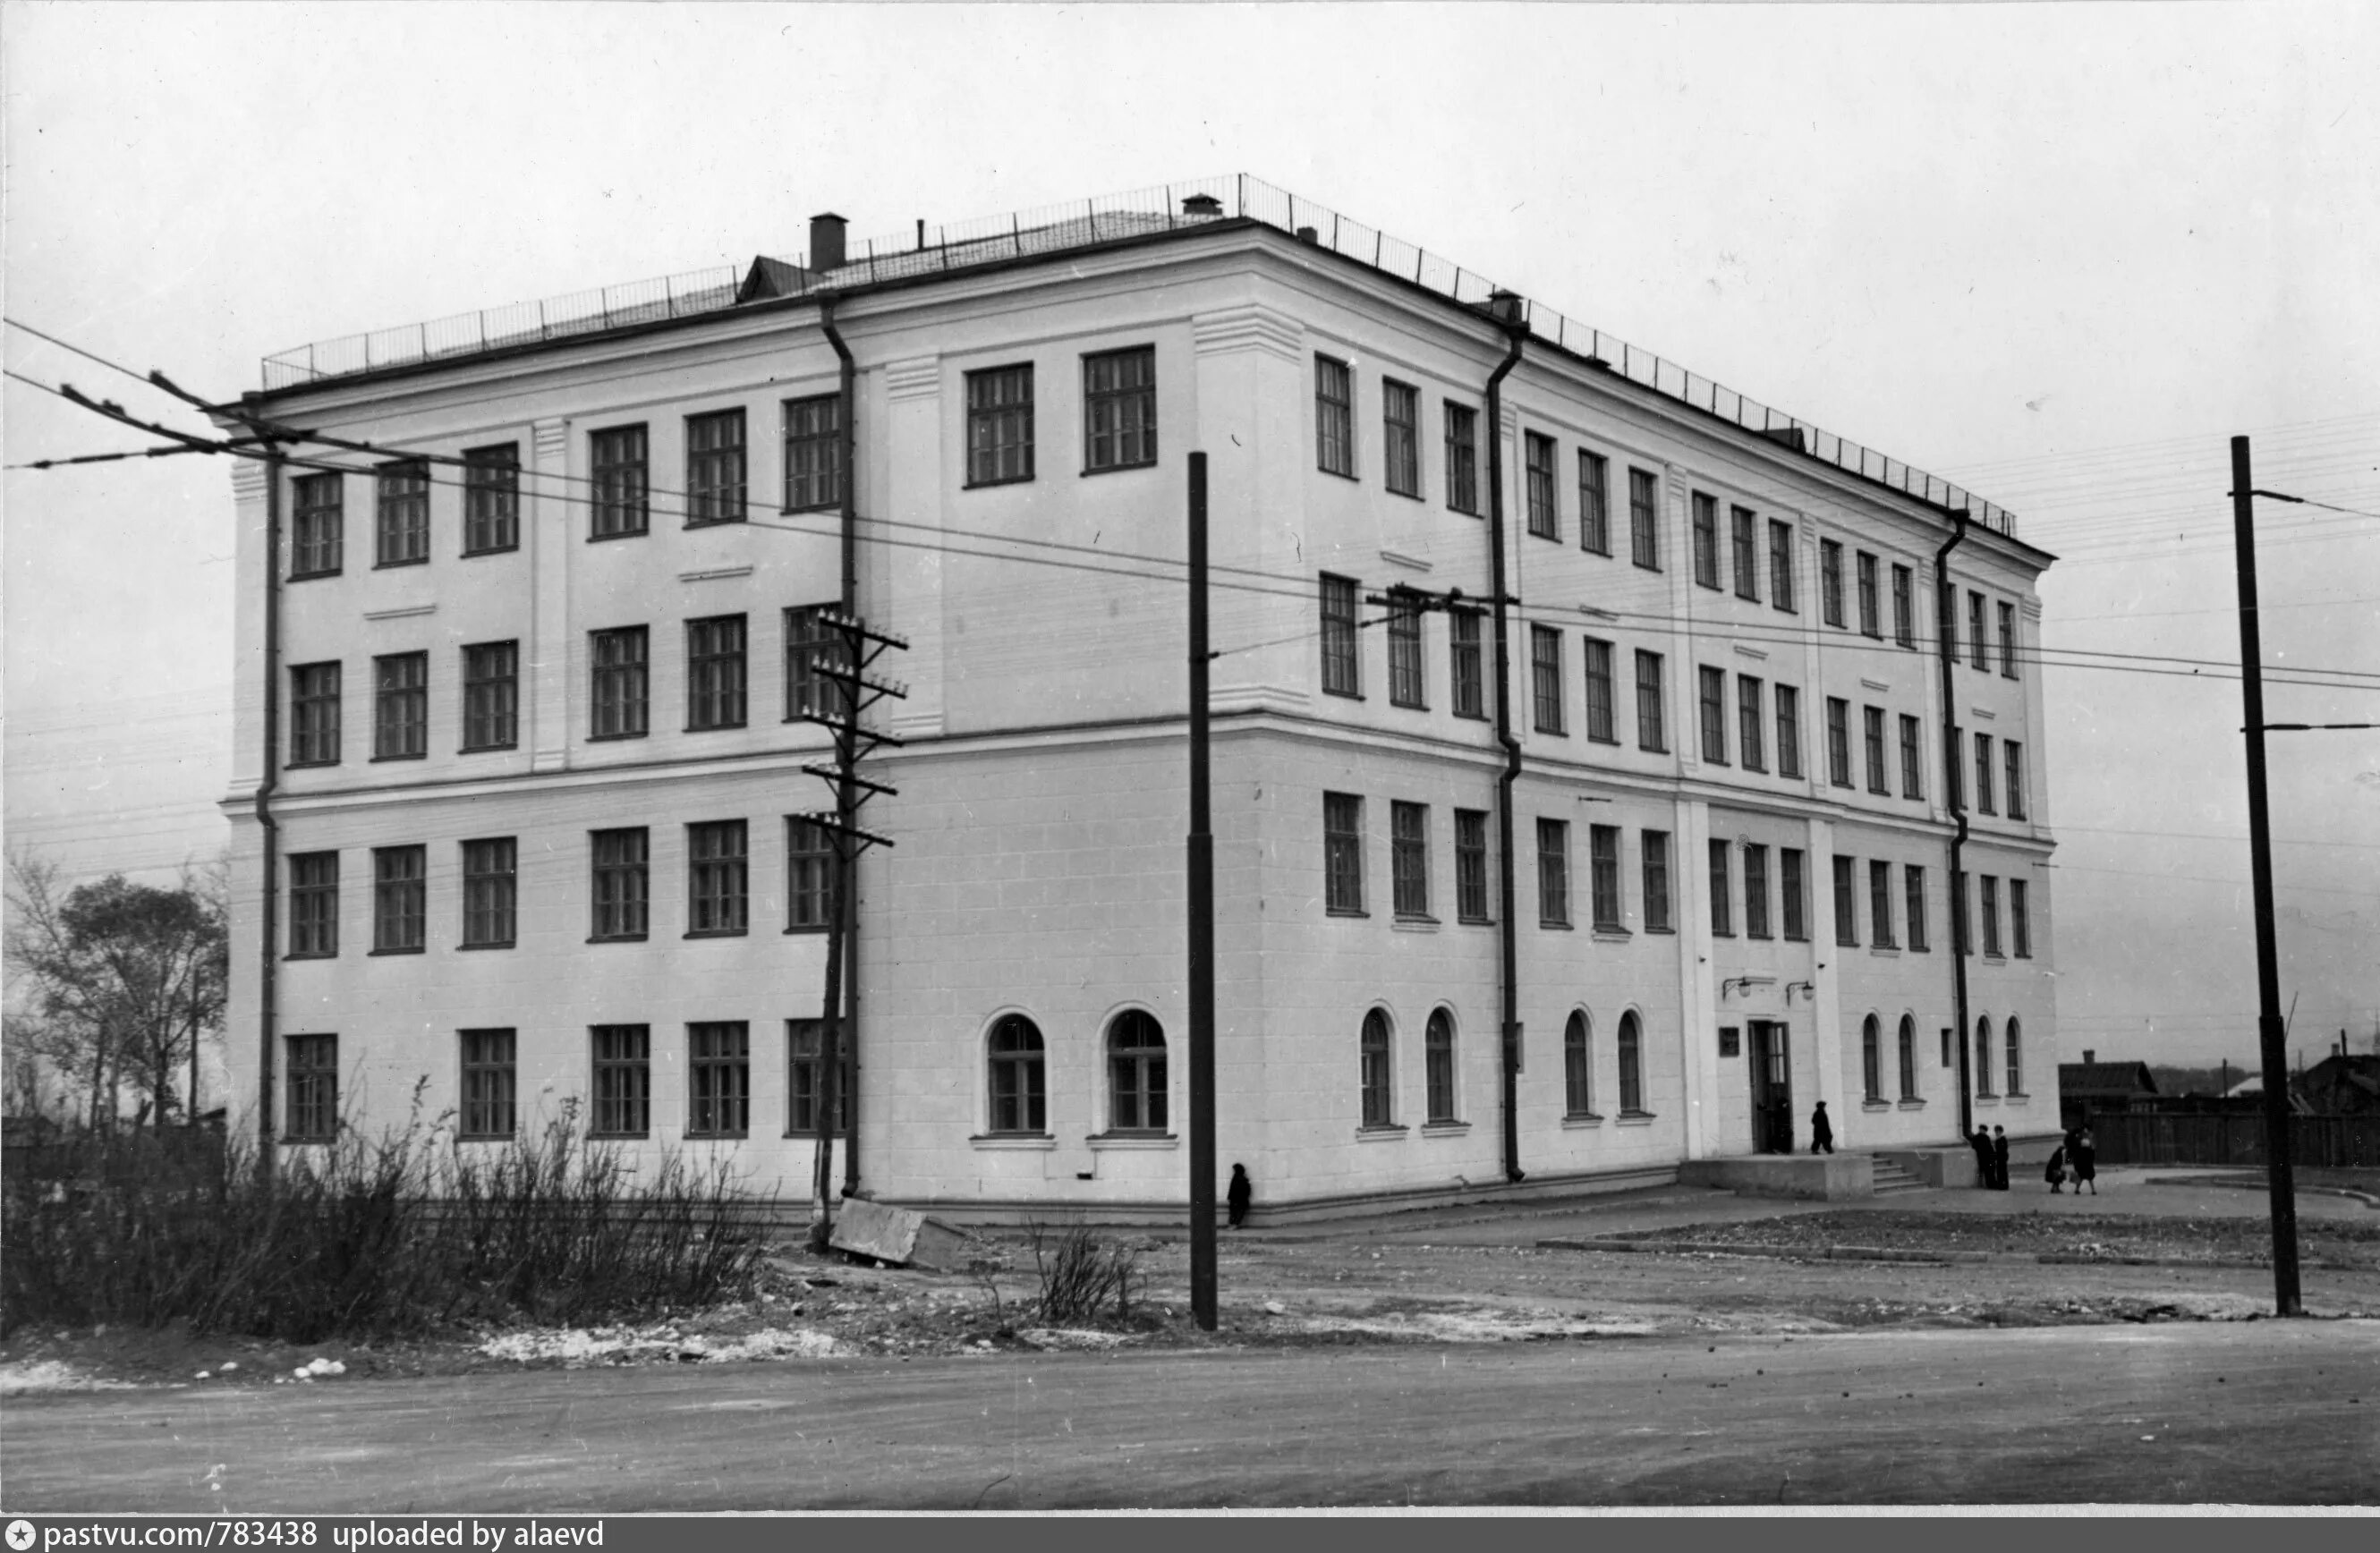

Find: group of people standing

[1966,1123,2098,1192]
[1968,1124,2011,1190]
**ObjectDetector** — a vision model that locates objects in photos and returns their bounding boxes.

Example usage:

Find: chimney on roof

[1485,289,1526,326]
[1182,192,1224,218]
[1295,225,1319,245]
[810,212,847,274]
[2083,1049,2095,1064]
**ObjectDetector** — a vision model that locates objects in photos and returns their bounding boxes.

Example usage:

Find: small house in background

[2058,1049,2158,1133]
[2295,1053,2380,1116]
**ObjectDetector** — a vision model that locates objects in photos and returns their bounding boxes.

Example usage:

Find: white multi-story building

[223,177,2058,1218]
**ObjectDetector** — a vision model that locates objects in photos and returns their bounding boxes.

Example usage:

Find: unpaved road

[5,1320,2375,1508]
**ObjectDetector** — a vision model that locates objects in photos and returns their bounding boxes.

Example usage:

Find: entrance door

[1748,1020,1793,1153]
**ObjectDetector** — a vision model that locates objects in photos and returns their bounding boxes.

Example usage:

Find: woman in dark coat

[1991,1125,2011,1191]
[1968,1128,1995,1189]
[2071,1128,2098,1194]
[1227,1163,1254,1228]
[2044,1144,2067,1192]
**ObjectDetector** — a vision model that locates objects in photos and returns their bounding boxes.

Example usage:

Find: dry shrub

[1024,1217,1139,1325]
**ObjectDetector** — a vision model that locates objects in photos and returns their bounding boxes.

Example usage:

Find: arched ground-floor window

[1618,1011,1645,1116]
[1107,1009,1167,1132]
[988,1014,1047,1133]
[1360,1008,1394,1126]
[1424,1008,1458,1123]
[1563,1011,1594,1117]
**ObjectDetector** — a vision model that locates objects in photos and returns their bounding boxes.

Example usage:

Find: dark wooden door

[1749,1020,1793,1153]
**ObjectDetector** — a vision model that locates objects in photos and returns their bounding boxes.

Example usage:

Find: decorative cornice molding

[1859,676,1890,692]
[1733,644,1770,661]
[1970,706,1998,721]
[679,564,754,583]
[885,356,940,403]
[532,418,569,462]
[231,460,270,500]
[363,603,437,621]
[1380,548,1432,573]
[1210,683,1310,717]
[1190,302,1301,362]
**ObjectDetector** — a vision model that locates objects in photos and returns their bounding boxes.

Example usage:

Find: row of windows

[284,819,839,957]
[287,607,849,765]
[1823,856,2033,960]
[1848,1012,2024,1103]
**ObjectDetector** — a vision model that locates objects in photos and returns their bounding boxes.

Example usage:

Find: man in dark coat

[1968,1127,1994,1189]
[1991,1125,2011,1190]
[2071,1128,2098,1194]
[1809,1101,1834,1154]
[1227,1163,1254,1228]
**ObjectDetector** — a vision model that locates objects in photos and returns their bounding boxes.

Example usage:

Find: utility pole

[2229,435,2302,1317]
[1187,452,1217,1332]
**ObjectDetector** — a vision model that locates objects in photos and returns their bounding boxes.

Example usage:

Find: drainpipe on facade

[1934,510,1974,1145]
[257,449,285,1182]
[819,294,863,1196]
[1483,310,1528,1185]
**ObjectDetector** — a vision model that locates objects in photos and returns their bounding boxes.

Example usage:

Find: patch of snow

[477,1323,843,1365]
[0,1361,139,1395]
[1288,1308,1660,1342]
[1014,1328,1135,1350]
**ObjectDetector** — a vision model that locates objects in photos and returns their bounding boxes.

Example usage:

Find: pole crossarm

[809,658,912,703]
[801,762,898,799]
[814,608,913,654]
[792,811,897,853]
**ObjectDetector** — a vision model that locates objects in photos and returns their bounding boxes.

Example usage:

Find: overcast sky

[5,2,2375,1067]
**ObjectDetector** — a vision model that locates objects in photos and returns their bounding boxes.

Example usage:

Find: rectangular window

[590,626,649,739]
[1314,355,1355,478]
[291,471,344,578]
[1635,650,1668,751]
[1825,697,1852,787]
[1981,874,2003,956]
[786,1019,853,1136]
[1320,573,1361,697]
[372,652,427,760]
[1768,520,1796,613]
[591,1025,650,1137]
[1952,868,1970,955]
[374,459,429,567]
[1744,844,1771,939]
[783,603,847,723]
[1781,848,1807,941]
[1642,830,1673,932]
[1998,600,2019,678]
[291,661,342,766]
[1536,819,1570,928]
[1628,468,1660,570]
[687,1022,751,1138]
[1857,552,1882,637]
[1381,379,1419,497]
[1731,506,1760,600]
[783,394,844,513]
[1738,675,1766,772]
[1892,564,1916,648]
[1532,625,1566,734]
[590,827,649,940]
[1707,838,1733,937]
[288,852,338,958]
[687,819,749,937]
[1832,854,1858,946]
[1864,705,1889,793]
[1391,801,1430,919]
[1906,865,1929,952]
[1975,733,1996,815]
[372,844,425,954]
[1870,860,1897,949]
[965,363,1035,486]
[1691,493,1721,590]
[1455,809,1491,923]
[1526,432,1559,539]
[1948,723,1966,810]
[1324,793,1364,914]
[2011,878,2031,958]
[463,443,520,556]
[684,409,747,526]
[2005,742,2028,820]
[1939,581,1959,661]
[1387,592,1426,709]
[1578,452,1611,554]
[1900,714,1925,801]
[1444,403,1478,513]
[285,1033,337,1142]
[1583,638,1616,743]
[591,424,650,539]
[1697,666,1728,764]
[462,641,519,752]
[1083,346,1157,472]
[1589,824,1622,930]
[684,614,748,731]
[1775,684,1803,779]
[460,837,516,949]
[1820,540,1846,627]
[786,819,834,932]
[459,1029,516,1140]
[1449,609,1484,719]
[1968,591,1990,671]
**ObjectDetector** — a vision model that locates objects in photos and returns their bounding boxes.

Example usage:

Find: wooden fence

[2088,1111,2380,1168]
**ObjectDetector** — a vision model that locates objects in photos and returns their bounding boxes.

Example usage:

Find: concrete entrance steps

[1869,1154,1927,1194]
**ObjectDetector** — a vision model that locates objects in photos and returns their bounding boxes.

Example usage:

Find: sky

[4,2,2376,1068]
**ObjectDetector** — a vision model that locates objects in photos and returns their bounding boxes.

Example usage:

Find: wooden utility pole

[1187,452,1218,1331]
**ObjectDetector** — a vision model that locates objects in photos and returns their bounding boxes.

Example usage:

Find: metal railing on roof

[259,173,2016,537]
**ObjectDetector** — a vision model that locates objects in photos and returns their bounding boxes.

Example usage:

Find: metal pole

[2230,435,2303,1316]
[1187,452,1218,1331]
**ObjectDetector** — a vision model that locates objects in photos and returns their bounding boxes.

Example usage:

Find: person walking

[2071,1127,2098,1195]
[1991,1125,2011,1191]
[1968,1127,1994,1190]
[1227,1162,1254,1228]
[1809,1101,1834,1155]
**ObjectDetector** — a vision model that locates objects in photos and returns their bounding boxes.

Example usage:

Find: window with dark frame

[783,394,844,513]
[462,641,518,752]
[1526,432,1559,539]
[786,819,833,932]
[461,837,515,949]
[591,1025,650,1137]
[1820,539,1846,627]
[1744,843,1771,938]
[1691,493,1720,590]
[684,615,748,731]
[1628,468,1660,569]
[1697,666,1728,765]
[1444,403,1479,513]
[1618,1012,1645,1116]
[459,1029,517,1140]
[1320,573,1360,697]
[685,409,747,525]
[2006,1017,2024,1097]
[1381,379,1420,497]
[1781,847,1807,940]
[288,852,338,958]
[965,364,1036,486]
[2005,742,2027,819]
[1360,1008,1394,1126]
[375,460,429,567]
[1907,864,1930,952]
[1106,1011,1167,1133]
[463,444,520,556]
[1424,1009,1458,1124]
[1892,564,1915,647]
[1939,581,1959,660]
[1390,801,1431,919]
[1387,593,1426,709]
[1870,860,1896,949]
[1832,854,1858,946]
[1324,792,1364,914]
[1981,874,2002,956]
[1536,818,1570,928]
[372,844,425,955]
[1775,684,1802,779]
[987,1014,1046,1133]
[1564,1012,1594,1117]
[1083,346,1157,472]
[1857,551,1881,637]
[1968,591,1990,671]
[590,827,649,940]
[688,1022,751,1138]
[1532,626,1566,734]
[373,652,427,760]
[1975,732,1996,815]
[1825,697,1852,787]
[1584,638,1616,743]
[291,662,341,766]
[292,472,344,578]
[1707,838,1733,937]
[1948,723,1965,810]
[1999,600,2019,678]
[1768,519,1796,612]
[1863,1016,1883,1102]
[285,1033,337,1142]
[591,424,650,539]
[786,1018,853,1136]
[1975,1018,1994,1096]
[1642,829,1673,932]
[1864,705,1889,793]
[2011,878,2031,958]
[1738,675,1766,772]
[1449,609,1484,718]
[686,820,748,937]
[1636,649,1667,751]
[784,604,847,723]
[1899,1016,1919,1100]
[1721,506,1755,600]
[1900,714,1925,801]
[1589,824,1622,930]
[1952,868,1969,955]
[1314,355,1355,479]
[591,626,650,739]
[1578,451,1610,554]
[1455,809,1491,923]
